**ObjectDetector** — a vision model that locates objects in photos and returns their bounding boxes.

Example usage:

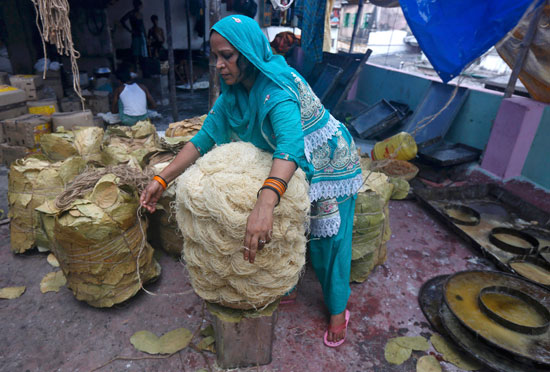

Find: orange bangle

[264,180,284,195]
[153,175,167,190]
[266,179,286,193]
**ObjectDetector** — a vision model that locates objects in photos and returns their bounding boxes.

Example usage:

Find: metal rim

[442,204,480,226]
[418,274,449,335]
[508,255,550,288]
[478,286,550,335]
[539,246,550,266]
[443,270,550,366]
[489,227,539,255]
[440,302,550,372]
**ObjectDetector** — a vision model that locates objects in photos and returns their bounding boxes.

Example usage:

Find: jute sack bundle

[40,129,77,161]
[175,142,309,309]
[103,121,160,167]
[148,160,184,257]
[165,114,206,139]
[40,127,105,163]
[52,170,161,307]
[8,156,86,253]
[350,166,393,283]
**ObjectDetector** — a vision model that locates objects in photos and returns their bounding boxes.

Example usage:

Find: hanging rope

[31,0,85,109]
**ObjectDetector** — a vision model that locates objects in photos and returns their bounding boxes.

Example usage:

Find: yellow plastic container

[371,132,417,161]
[27,99,58,116]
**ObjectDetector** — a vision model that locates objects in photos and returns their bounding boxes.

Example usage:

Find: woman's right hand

[140,180,165,213]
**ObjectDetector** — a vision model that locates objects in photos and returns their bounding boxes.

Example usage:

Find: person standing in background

[121,0,148,70]
[148,15,165,58]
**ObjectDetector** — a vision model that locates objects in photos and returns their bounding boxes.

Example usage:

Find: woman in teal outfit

[140,15,362,347]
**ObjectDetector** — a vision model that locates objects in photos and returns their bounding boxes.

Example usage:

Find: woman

[112,67,156,126]
[140,15,362,347]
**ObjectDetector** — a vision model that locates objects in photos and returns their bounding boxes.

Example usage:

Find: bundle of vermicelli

[175,142,310,309]
[31,0,84,104]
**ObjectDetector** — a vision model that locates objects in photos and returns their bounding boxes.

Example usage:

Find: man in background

[120,0,148,70]
[148,15,165,59]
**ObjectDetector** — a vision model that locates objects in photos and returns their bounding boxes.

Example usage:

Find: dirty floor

[1,89,548,371]
[0,195,504,372]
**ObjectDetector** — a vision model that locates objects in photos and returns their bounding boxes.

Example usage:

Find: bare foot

[327,311,346,342]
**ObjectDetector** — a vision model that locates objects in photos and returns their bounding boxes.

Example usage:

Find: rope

[134,207,194,297]
[55,165,154,210]
[31,0,85,109]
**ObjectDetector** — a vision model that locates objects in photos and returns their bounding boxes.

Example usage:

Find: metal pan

[539,246,550,266]
[443,270,550,366]
[440,302,550,372]
[508,255,550,288]
[418,274,449,335]
[478,286,550,335]
[489,227,539,255]
[442,204,480,226]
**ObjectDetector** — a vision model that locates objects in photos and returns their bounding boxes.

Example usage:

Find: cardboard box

[9,75,45,100]
[1,114,52,147]
[0,72,9,85]
[27,98,59,116]
[9,74,44,91]
[0,85,28,121]
[25,86,45,101]
[60,96,82,112]
[52,110,96,131]
[43,79,64,99]
[0,143,41,167]
[85,91,110,114]
[42,69,61,79]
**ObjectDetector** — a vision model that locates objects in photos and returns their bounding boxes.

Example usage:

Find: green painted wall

[522,107,550,189]
[354,64,503,149]
[355,64,430,109]
[354,64,549,188]
[445,90,503,150]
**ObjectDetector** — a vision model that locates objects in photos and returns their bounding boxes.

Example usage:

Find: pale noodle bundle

[175,142,309,309]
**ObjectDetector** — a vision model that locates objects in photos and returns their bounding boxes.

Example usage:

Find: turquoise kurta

[191,15,362,315]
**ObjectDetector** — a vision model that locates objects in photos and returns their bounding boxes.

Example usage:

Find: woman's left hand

[243,191,277,264]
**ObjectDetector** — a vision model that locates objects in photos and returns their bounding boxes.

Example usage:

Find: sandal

[323,309,350,348]
[280,288,297,305]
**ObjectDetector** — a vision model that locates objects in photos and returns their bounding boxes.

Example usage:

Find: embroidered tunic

[190,15,362,238]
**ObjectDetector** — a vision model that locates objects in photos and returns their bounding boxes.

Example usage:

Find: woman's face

[210,32,241,85]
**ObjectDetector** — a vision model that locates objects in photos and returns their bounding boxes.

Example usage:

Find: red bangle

[153,175,167,190]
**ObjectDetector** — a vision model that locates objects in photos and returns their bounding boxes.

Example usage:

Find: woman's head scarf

[210,15,303,141]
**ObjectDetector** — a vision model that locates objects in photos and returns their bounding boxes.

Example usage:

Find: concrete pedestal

[212,308,277,369]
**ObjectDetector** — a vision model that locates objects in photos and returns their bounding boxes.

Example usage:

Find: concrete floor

[1,197,500,372]
[1,90,548,371]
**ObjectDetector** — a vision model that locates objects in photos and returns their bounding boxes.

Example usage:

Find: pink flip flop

[280,297,296,305]
[323,309,351,348]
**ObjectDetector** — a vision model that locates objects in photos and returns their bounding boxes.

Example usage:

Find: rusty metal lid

[478,286,550,335]
[418,274,449,335]
[508,255,550,288]
[442,204,480,226]
[440,302,550,372]
[443,270,550,366]
[489,227,539,255]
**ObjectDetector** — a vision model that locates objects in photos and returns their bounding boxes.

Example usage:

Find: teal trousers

[309,194,356,315]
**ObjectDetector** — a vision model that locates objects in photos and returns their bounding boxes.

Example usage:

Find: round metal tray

[508,256,550,288]
[440,302,550,372]
[443,270,550,366]
[478,286,550,335]
[442,204,480,226]
[418,274,449,335]
[489,227,539,255]
[538,246,550,266]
